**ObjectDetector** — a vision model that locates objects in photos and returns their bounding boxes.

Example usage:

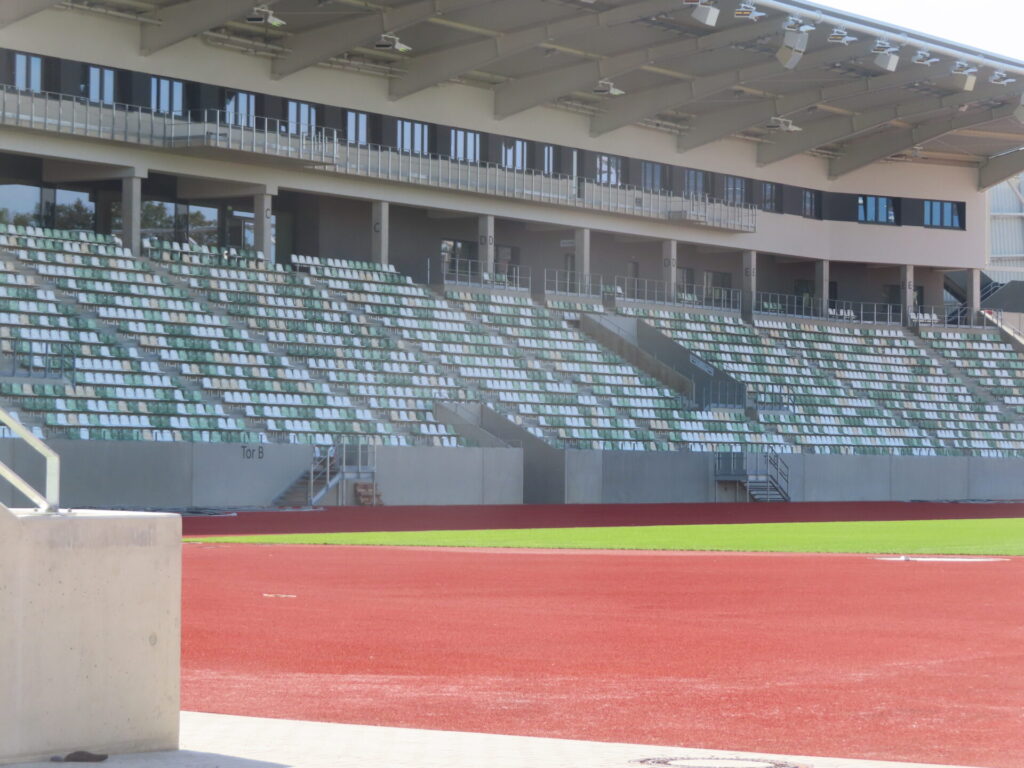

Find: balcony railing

[613,276,742,312]
[0,87,757,233]
[543,269,605,298]
[440,257,531,292]
[754,292,903,325]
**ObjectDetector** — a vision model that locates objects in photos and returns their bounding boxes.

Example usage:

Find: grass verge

[185,517,1024,555]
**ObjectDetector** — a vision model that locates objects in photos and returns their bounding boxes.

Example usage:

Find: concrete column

[966,268,982,320]
[574,227,590,277]
[253,191,273,260]
[900,264,916,325]
[815,259,830,317]
[478,214,495,274]
[662,240,678,300]
[121,175,142,258]
[371,200,390,266]
[741,250,757,321]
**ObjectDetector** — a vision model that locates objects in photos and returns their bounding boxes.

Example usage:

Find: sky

[814,0,1022,62]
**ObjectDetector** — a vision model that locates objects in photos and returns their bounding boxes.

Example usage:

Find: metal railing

[826,299,902,325]
[612,276,742,312]
[753,292,903,325]
[696,381,748,410]
[755,292,818,319]
[715,447,790,499]
[0,86,757,233]
[543,269,604,297]
[908,304,986,328]
[442,257,531,291]
[0,406,60,514]
[308,441,377,506]
[677,283,743,312]
[7,341,76,384]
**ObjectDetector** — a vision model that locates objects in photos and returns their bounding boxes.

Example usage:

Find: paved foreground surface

[9,712,990,768]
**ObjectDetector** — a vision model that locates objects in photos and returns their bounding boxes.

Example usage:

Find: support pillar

[253,191,273,260]
[121,176,142,258]
[371,201,390,266]
[662,240,678,300]
[900,264,916,325]
[741,250,757,321]
[815,259,830,318]
[478,214,495,274]
[574,227,591,278]
[967,267,981,320]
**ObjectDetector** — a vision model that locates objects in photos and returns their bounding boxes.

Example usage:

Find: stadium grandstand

[0,0,1023,508]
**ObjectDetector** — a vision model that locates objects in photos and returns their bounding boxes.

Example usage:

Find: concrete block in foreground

[0,509,180,765]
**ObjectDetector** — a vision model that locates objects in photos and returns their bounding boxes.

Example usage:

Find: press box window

[346,111,368,145]
[760,182,780,213]
[14,53,42,92]
[595,154,622,185]
[450,129,480,162]
[683,169,707,198]
[858,195,898,225]
[801,190,820,219]
[500,139,527,170]
[723,176,747,205]
[924,200,963,230]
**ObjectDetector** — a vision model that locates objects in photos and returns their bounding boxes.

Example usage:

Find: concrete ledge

[0,509,180,765]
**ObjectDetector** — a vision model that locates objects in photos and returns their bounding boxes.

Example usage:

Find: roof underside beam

[141,0,277,55]
[980,149,1024,190]
[757,83,1024,166]
[589,38,873,137]
[493,21,777,120]
[272,0,482,80]
[828,103,1018,179]
[0,0,62,27]
[387,0,685,100]
[676,64,930,153]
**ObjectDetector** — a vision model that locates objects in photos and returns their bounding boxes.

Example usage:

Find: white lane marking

[262,593,297,598]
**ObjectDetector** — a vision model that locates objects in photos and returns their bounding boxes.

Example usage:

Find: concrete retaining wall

[0,509,180,764]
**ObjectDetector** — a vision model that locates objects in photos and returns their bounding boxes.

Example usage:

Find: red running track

[183,544,1024,768]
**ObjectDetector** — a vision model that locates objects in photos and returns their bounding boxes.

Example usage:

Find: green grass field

[187,516,1024,555]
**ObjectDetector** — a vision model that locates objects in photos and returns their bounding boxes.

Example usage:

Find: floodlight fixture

[952,60,979,75]
[990,70,1017,86]
[769,116,802,132]
[375,34,412,53]
[912,49,939,66]
[734,2,765,21]
[872,38,896,54]
[246,5,286,27]
[783,15,815,33]
[827,26,857,45]
[594,79,626,96]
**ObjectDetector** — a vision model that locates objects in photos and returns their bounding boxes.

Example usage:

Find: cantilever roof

[3,0,1023,187]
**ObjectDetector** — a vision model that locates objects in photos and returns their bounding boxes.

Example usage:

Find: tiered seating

[461,292,786,453]
[761,321,1024,457]
[621,307,937,455]
[0,258,253,442]
[295,256,643,449]
[156,250,464,446]
[545,297,604,323]
[920,329,1024,417]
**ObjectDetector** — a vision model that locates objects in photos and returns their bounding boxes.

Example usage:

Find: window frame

[857,194,899,226]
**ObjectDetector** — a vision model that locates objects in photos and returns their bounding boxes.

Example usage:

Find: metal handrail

[0,406,60,514]
[0,86,758,233]
[909,304,986,328]
[442,256,530,291]
[9,341,76,384]
[543,269,604,297]
[755,291,818,319]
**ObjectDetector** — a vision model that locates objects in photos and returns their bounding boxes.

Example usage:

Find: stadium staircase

[714,449,790,502]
